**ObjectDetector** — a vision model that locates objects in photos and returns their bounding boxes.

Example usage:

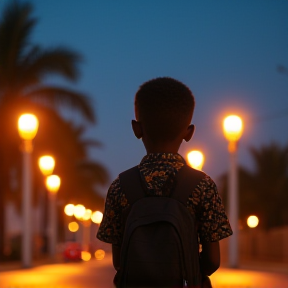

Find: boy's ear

[131,120,143,139]
[184,124,195,142]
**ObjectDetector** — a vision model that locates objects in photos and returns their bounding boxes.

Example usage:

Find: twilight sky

[2,0,288,195]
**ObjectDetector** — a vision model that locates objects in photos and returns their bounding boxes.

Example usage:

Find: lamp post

[223,115,243,268]
[38,155,55,254]
[17,113,39,268]
[187,150,205,170]
[45,175,61,258]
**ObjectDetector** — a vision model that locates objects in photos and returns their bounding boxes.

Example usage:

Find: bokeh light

[82,209,92,221]
[223,115,243,142]
[247,215,259,228]
[91,211,103,224]
[68,221,79,232]
[81,251,91,261]
[64,204,74,216]
[187,150,205,170]
[18,113,39,140]
[74,204,86,219]
[95,249,105,260]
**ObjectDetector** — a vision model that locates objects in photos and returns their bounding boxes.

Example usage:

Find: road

[1,253,288,288]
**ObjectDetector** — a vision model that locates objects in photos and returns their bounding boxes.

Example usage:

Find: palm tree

[0,1,107,260]
[219,142,288,229]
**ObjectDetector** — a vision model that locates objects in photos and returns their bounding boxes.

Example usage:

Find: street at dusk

[0,1,288,288]
[1,254,288,288]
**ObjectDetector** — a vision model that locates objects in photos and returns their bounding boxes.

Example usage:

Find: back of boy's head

[134,77,195,143]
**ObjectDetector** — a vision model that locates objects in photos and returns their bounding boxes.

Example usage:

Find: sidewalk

[0,254,63,272]
[1,255,288,275]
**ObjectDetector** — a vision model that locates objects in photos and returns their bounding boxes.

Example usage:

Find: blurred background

[0,0,287,268]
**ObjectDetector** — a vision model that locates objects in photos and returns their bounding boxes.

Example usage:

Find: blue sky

[2,0,288,194]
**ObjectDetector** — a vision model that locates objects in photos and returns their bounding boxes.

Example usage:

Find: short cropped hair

[134,77,195,142]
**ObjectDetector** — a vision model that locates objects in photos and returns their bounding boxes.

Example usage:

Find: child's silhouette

[97,77,232,287]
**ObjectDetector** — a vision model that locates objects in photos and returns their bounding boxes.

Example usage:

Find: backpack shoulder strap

[171,164,206,205]
[119,166,145,205]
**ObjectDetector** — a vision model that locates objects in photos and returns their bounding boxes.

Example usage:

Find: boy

[97,77,232,287]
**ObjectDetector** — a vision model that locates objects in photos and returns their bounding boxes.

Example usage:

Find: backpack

[117,164,205,288]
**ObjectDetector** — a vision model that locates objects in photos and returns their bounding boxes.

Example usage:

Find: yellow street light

[18,113,39,268]
[64,204,75,216]
[45,175,61,259]
[38,156,55,176]
[74,204,86,219]
[247,215,259,228]
[187,150,205,170]
[18,114,39,141]
[223,115,243,152]
[68,221,79,232]
[45,175,61,193]
[91,211,103,224]
[223,114,243,268]
[82,209,92,221]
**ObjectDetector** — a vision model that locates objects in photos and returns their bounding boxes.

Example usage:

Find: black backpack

[117,164,205,288]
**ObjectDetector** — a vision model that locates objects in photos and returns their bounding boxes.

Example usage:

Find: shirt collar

[140,152,186,166]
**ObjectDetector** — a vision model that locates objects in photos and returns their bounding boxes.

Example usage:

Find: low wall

[220,225,288,264]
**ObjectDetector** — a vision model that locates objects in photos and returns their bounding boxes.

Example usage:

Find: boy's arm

[199,241,220,276]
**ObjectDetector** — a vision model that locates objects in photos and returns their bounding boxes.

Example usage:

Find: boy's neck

[144,141,181,154]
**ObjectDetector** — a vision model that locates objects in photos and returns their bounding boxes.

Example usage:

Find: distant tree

[0,1,108,260]
[219,143,288,230]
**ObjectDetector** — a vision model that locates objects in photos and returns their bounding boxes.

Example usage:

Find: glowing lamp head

[18,114,39,140]
[223,115,243,142]
[74,204,86,219]
[247,215,259,228]
[38,156,55,176]
[187,150,205,170]
[91,211,103,224]
[64,204,75,216]
[45,175,61,193]
[82,209,92,221]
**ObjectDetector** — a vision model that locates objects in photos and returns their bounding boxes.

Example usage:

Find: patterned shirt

[97,153,232,245]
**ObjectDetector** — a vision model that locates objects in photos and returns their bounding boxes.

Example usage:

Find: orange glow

[68,221,79,232]
[95,249,105,260]
[18,114,39,140]
[81,251,91,261]
[187,150,205,170]
[247,215,259,228]
[223,115,243,142]
[45,175,61,193]
[38,155,55,176]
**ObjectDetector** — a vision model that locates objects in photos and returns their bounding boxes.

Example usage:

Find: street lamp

[45,175,61,259]
[187,150,205,170]
[247,215,259,228]
[223,115,243,268]
[38,156,55,176]
[91,211,103,225]
[18,113,39,268]
[38,155,55,255]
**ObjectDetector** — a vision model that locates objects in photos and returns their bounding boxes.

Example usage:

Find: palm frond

[25,86,95,122]
[0,1,36,81]
[19,47,82,86]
